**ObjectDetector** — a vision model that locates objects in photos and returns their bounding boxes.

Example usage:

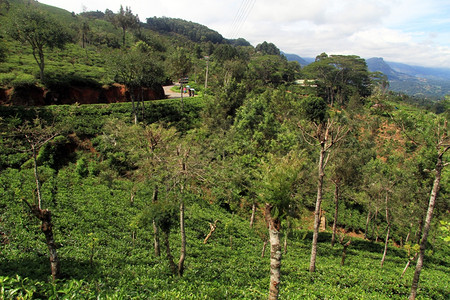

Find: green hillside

[0,0,241,103]
[0,1,449,299]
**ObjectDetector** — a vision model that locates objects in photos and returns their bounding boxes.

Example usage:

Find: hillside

[0,2,449,299]
[366,57,450,99]
[0,0,234,105]
[0,97,449,299]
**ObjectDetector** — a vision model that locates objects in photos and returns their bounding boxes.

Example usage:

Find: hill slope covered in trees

[0,1,449,299]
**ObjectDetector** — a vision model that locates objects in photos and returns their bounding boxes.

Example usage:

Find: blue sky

[39,0,450,68]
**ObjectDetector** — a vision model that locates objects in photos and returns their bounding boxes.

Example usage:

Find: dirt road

[163,85,197,99]
[163,85,180,99]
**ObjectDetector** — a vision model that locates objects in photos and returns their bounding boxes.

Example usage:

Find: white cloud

[38,0,450,68]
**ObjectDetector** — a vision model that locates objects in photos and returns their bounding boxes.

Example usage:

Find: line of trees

[1,2,448,299]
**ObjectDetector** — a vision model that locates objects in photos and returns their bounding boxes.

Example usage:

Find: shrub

[11,74,38,88]
[0,72,16,86]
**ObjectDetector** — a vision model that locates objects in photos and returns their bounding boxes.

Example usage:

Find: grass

[1,175,448,300]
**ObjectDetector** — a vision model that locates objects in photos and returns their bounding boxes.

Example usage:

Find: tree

[5,5,71,81]
[328,144,363,247]
[79,19,90,49]
[231,90,280,155]
[246,54,298,87]
[12,117,61,280]
[299,99,349,272]
[255,153,303,299]
[140,197,178,273]
[167,47,193,80]
[104,121,178,257]
[255,41,281,56]
[106,5,140,47]
[202,80,247,132]
[109,47,164,124]
[370,71,390,97]
[409,120,449,300]
[175,145,188,277]
[151,185,160,256]
[303,54,371,106]
[100,121,203,277]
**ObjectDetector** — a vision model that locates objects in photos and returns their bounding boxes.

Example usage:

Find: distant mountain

[366,57,403,80]
[282,52,314,67]
[367,58,450,81]
[387,61,450,80]
[283,54,450,98]
[281,53,449,99]
[366,57,450,99]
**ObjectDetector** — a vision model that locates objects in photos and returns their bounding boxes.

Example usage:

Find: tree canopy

[303,53,372,106]
[5,4,72,81]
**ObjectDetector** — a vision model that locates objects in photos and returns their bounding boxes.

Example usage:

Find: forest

[0,0,449,299]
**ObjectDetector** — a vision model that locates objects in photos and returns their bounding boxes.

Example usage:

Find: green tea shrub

[10,74,38,88]
[0,72,16,86]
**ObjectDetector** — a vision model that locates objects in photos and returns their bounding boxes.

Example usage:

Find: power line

[227,0,250,38]
[230,0,254,38]
[227,0,256,39]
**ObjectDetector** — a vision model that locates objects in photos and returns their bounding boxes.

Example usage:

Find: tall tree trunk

[381,191,390,268]
[381,226,390,267]
[27,205,60,280]
[310,146,326,272]
[24,140,60,280]
[178,192,186,277]
[42,213,59,280]
[409,154,446,300]
[177,147,188,277]
[152,186,160,257]
[39,49,45,82]
[265,203,282,300]
[250,202,256,228]
[32,46,45,82]
[331,182,340,247]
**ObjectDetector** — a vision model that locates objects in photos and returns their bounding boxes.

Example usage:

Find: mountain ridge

[283,53,450,98]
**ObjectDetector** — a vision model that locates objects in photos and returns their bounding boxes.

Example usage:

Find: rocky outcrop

[0,84,165,106]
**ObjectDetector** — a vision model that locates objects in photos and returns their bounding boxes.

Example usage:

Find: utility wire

[227,0,250,38]
[230,0,254,38]
[227,0,256,39]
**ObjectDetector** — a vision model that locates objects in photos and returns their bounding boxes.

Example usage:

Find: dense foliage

[145,17,226,44]
[0,1,449,299]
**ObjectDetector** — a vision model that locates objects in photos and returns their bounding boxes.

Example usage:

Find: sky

[38,0,450,68]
